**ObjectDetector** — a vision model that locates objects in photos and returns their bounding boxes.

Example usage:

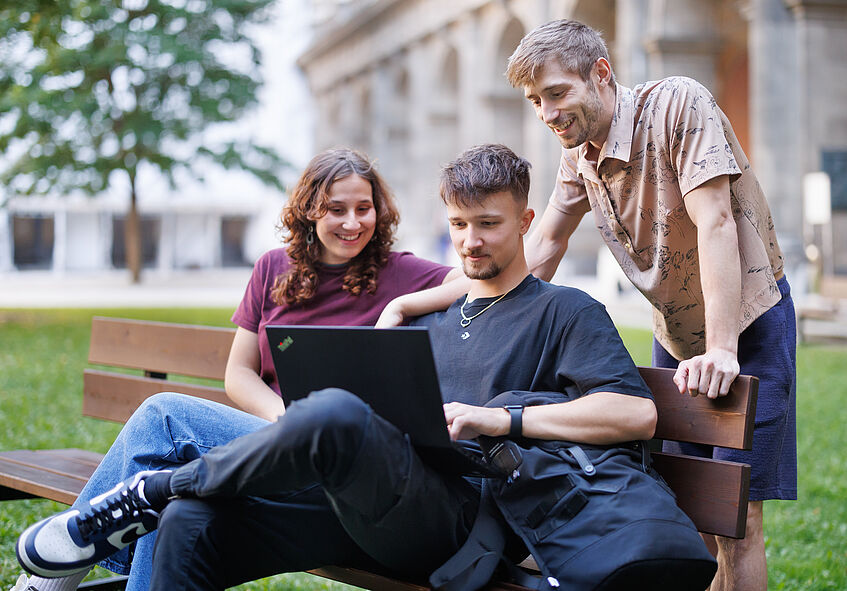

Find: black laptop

[265,325,503,477]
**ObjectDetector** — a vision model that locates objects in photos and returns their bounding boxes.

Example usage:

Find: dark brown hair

[439,144,531,207]
[271,148,399,306]
[506,19,615,88]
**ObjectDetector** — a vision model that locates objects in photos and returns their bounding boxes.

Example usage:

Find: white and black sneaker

[16,470,168,577]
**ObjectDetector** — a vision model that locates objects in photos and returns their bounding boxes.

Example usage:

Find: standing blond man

[507,19,796,591]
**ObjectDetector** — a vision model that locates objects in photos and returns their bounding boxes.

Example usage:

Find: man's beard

[462,257,501,280]
[556,80,603,149]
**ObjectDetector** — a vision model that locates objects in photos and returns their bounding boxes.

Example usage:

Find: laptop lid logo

[277,336,294,353]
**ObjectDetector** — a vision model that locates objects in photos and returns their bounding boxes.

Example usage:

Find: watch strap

[504,404,523,439]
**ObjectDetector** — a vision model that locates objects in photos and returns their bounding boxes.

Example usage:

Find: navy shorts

[654,276,797,502]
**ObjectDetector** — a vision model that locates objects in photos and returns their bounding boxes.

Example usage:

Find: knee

[717,501,764,556]
[270,389,372,467]
[133,392,191,424]
[119,393,184,445]
[285,388,370,435]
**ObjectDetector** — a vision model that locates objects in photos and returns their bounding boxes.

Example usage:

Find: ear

[593,58,612,88]
[519,208,535,235]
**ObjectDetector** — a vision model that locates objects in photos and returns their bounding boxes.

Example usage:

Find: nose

[341,211,360,229]
[464,227,483,249]
[540,99,558,124]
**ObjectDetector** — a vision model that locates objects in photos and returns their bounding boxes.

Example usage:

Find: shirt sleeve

[664,78,742,196]
[388,251,453,292]
[231,251,275,333]
[557,301,652,399]
[548,147,591,216]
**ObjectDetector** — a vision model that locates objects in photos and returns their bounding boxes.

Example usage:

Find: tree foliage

[0,0,288,279]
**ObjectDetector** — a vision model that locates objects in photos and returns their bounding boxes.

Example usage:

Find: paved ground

[0,268,655,328]
[0,268,253,309]
[3,268,846,340]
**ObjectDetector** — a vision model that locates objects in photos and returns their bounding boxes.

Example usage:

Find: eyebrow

[527,81,572,98]
[448,213,503,222]
[327,199,373,206]
[543,82,571,94]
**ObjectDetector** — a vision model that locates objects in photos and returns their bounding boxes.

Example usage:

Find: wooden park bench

[0,316,758,590]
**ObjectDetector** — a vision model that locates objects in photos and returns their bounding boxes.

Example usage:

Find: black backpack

[431,394,716,591]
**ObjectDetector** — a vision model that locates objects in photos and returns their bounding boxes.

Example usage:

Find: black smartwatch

[504,404,524,439]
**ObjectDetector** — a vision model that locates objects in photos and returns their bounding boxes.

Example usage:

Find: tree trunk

[126,173,142,283]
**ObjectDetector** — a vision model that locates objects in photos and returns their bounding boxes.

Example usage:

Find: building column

[614,0,649,87]
[404,37,443,259]
[642,0,721,92]
[52,209,67,274]
[453,14,488,150]
[209,214,223,268]
[158,213,175,274]
[744,0,803,246]
[784,0,847,272]
[0,210,12,272]
[99,212,114,270]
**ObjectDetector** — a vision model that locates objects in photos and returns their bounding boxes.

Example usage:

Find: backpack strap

[429,481,506,591]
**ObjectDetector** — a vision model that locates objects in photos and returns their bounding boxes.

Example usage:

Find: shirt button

[624,242,632,250]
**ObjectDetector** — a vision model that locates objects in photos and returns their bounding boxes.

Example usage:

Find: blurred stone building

[3,0,846,281]
[298,0,847,278]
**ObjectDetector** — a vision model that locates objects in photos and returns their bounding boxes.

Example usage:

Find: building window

[823,151,847,212]
[111,215,161,268]
[221,216,249,267]
[12,215,54,269]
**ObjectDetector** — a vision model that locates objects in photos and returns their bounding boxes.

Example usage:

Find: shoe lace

[76,486,147,542]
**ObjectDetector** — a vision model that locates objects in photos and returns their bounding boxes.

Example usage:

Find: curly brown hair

[271,148,400,306]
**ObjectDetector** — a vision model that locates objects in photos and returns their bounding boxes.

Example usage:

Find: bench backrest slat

[83,369,237,423]
[651,452,751,538]
[88,316,235,381]
[640,367,758,450]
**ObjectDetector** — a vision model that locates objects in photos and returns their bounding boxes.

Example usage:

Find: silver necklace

[459,292,508,327]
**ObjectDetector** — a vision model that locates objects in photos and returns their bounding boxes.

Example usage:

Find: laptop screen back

[265,325,451,448]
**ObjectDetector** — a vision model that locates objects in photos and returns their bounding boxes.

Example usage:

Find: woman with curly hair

[226,147,459,421]
[13,148,459,591]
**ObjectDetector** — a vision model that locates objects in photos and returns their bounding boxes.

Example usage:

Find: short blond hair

[506,19,615,88]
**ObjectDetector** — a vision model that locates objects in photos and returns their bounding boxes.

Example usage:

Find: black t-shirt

[411,275,651,407]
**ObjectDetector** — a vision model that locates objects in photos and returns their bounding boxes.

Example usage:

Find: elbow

[701,207,737,239]
[714,210,737,236]
[633,399,658,441]
[223,366,242,405]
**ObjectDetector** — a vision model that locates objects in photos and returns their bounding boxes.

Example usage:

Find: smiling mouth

[337,233,361,242]
[551,116,575,135]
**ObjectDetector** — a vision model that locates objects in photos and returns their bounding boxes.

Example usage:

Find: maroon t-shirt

[231,248,452,395]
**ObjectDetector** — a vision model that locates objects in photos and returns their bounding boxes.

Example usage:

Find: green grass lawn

[0,311,844,589]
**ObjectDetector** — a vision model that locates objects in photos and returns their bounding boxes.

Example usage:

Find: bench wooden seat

[0,316,758,589]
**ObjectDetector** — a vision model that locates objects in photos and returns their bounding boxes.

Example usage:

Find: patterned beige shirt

[551,77,784,360]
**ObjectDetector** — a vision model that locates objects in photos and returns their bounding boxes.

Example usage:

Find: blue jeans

[71,392,268,590]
